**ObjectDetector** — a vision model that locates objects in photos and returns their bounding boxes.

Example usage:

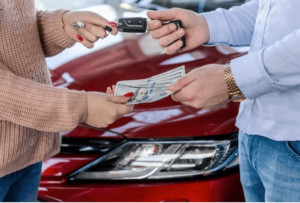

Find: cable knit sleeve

[0,62,87,133]
[36,9,75,57]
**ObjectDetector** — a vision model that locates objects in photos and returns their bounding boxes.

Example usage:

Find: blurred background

[35,0,249,69]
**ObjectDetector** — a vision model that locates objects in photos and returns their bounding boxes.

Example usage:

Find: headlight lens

[69,138,238,181]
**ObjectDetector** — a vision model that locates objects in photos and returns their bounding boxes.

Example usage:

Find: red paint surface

[39,173,244,202]
[41,33,246,201]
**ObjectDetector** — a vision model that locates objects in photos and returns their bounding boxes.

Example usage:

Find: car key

[117,17,186,48]
[117,17,148,33]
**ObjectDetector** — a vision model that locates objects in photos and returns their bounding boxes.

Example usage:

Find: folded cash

[115,66,185,105]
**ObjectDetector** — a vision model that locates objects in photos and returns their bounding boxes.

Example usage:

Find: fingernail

[76,35,83,41]
[124,92,134,97]
[105,25,113,32]
[177,40,183,47]
[108,22,118,27]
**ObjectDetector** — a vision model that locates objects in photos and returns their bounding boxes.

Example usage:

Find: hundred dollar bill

[118,66,185,85]
[115,66,185,104]
[115,84,170,105]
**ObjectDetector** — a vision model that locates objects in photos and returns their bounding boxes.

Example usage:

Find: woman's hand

[63,11,118,48]
[86,92,133,128]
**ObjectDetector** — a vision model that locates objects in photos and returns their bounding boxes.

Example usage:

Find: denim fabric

[239,131,300,202]
[0,162,42,202]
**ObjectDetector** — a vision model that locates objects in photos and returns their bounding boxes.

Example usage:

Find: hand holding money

[113,66,185,105]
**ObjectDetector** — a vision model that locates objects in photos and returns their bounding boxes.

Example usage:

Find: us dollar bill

[115,66,185,105]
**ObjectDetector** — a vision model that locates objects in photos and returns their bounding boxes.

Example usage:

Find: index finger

[147,9,178,21]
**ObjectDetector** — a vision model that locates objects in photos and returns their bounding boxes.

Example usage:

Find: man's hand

[168,64,230,110]
[147,8,210,55]
[63,11,118,49]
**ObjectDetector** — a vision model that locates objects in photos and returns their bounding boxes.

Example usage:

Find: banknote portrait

[129,87,149,103]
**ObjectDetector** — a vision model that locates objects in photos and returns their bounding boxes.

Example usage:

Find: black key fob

[117,18,186,49]
[163,20,186,48]
[117,17,147,33]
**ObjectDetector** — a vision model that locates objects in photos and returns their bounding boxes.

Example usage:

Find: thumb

[168,75,195,93]
[108,95,130,104]
[147,9,178,21]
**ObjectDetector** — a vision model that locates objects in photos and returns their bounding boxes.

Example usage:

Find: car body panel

[51,36,243,139]
[39,173,244,202]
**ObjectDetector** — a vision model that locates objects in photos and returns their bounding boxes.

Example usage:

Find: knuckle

[162,37,171,46]
[171,94,180,102]
[87,43,94,49]
[167,24,176,32]
[165,48,175,55]
[150,31,158,39]
[191,101,202,109]
[148,21,155,30]
[111,110,119,118]
[172,8,180,12]
[185,93,194,101]
[85,24,92,32]
[158,39,165,47]
[97,29,105,37]
[91,36,98,42]
[175,28,184,37]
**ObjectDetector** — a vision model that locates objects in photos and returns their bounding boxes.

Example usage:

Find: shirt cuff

[230,50,278,99]
[202,10,231,45]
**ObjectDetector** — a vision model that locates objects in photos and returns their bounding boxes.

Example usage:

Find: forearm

[202,0,259,46]
[231,29,300,99]
[0,62,87,132]
[36,9,75,57]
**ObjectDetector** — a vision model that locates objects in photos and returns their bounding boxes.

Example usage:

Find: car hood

[51,34,243,139]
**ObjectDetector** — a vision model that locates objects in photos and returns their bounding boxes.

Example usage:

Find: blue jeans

[239,131,300,202]
[0,162,42,202]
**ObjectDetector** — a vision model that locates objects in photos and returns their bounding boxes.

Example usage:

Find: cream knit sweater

[0,0,87,177]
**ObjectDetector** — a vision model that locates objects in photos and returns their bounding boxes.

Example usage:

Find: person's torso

[238,0,300,140]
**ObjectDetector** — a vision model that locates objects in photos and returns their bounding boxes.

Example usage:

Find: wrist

[197,14,210,44]
[224,62,246,102]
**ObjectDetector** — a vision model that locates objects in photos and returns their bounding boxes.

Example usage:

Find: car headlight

[68,136,238,181]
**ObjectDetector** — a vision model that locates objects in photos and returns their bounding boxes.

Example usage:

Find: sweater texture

[0,0,87,177]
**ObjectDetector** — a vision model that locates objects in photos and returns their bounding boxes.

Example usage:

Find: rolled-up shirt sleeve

[202,0,259,46]
[231,29,300,99]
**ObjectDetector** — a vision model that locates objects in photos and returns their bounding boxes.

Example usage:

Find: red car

[38,0,247,202]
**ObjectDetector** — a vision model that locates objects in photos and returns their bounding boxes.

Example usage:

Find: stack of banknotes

[115,66,185,105]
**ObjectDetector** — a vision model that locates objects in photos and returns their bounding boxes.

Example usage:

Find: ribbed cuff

[37,9,75,55]
[76,90,88,123]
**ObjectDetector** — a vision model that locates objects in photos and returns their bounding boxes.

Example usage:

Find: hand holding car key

[110,17,186,48]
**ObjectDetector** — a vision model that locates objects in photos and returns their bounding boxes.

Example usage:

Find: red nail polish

[76,35,83,41]
[108,22,118,27]
[124,92,134,97]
